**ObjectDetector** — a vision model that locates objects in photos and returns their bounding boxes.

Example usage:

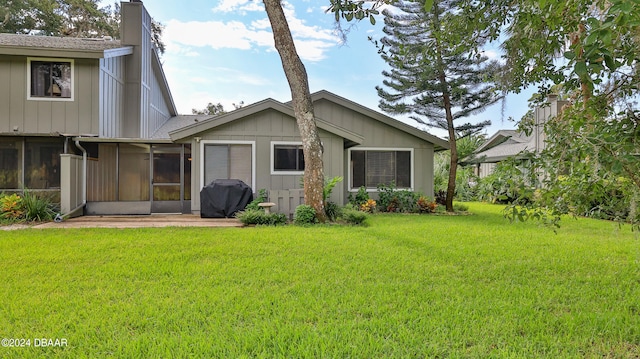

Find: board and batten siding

[313,98,436,197]
[99,57,125,137]
[188,109,345,212]
[0,55,99,135]
[147,66,171,137]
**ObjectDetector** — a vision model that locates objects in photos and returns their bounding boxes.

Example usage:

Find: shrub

[453,203,469,212]
[294,204,317,225]
[475,159,535,204]
[0,193,24,220]
[435,190,447,206]
[245,189,268,211]
[360,199,377,213]
[348,186,369,207]
[323,176,343,201]
[21,190,57,222]
[377,183,419,213]
[416,196,438,213]
[340,207,369,225]
[236,209,287,226]
[324,201,341,222]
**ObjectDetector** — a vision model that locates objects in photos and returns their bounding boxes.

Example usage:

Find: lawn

[1,203,638,358]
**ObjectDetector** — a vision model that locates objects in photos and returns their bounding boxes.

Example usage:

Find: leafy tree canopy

[0,0,165,53]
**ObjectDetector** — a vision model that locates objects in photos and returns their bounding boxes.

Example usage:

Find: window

[28,58,73,100]
[350,148,412,190]
[203,142,253,188]
[272,142,304,174]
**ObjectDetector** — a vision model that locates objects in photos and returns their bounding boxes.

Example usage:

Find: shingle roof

[463,131,535,164]
[150,115,215,139]
[0,33,131,58]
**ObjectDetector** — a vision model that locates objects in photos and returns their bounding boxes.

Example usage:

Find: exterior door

[151,145,188,213]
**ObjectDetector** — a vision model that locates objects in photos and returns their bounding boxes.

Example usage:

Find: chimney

[120,1,152,138]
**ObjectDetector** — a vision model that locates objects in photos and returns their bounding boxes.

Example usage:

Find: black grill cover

[200,179,253,218]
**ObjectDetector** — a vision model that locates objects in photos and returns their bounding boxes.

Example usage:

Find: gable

[169,98,364,145]
[310,90,450,150]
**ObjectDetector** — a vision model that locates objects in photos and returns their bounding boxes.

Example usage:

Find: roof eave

[0,45,132,59]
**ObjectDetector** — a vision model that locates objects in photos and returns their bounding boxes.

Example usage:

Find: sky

[112,0,536,139]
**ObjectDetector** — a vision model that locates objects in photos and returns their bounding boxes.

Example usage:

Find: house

[165,90,449,215]
[0,1,449,218]
[464,95,567,178]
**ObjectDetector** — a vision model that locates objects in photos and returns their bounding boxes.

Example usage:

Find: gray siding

[120,2,172,139]
[189,109,344,212]
[99,57,125,137]
[314,98,435,197]
[148,65,171,136]
[0,55,99,135]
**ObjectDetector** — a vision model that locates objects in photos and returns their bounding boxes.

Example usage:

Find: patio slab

[26,214,244,229]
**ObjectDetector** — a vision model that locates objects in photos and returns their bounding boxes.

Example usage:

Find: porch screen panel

[0,139,21,189]
[25,138,63,189]
[184,145,192,200]
[118,144,150,201]
[87,143,117,201]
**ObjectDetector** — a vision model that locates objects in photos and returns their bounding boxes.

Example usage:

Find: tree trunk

[263,0,327,222]
[432,1,456,212]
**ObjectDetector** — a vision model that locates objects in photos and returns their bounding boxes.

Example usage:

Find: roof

[168,96,366,146]
[463,130,534,164]
[0,33,133,58]
[151,115,214,139]
[308,90,450,151]
[169,90,449,150]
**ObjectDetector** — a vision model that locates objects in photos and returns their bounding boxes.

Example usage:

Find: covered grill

[200,179,253,218]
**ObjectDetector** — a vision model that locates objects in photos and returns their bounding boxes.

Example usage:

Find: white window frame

[27,57,75,101]
[270,141,305,175]
[200,140,256,191]
[347,147,414,192]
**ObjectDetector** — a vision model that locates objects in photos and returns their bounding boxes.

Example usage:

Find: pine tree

[376,0,501,211]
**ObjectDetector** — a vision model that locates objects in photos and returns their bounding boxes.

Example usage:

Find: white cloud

[164,19,273,50]
[212,0,263,13]
[164,2,341,62]
[210,67,271,86]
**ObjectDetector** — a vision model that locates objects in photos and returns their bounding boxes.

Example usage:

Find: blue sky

[119,0,535,138]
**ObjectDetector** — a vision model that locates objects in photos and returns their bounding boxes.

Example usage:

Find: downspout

[54,140,87,222]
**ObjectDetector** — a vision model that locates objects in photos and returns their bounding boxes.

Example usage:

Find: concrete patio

[2,214,243,230]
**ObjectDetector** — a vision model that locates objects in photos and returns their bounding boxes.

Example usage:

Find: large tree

[0,0,118,37]
[0,0,165,54]
[375,0,501,211]
[464,0,640,228]
[263,0,327,222]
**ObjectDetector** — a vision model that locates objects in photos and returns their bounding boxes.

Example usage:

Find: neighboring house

[464,95,568,178]
[0,1,449,218]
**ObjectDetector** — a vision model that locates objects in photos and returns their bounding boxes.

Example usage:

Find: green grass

[1,203,639,358]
